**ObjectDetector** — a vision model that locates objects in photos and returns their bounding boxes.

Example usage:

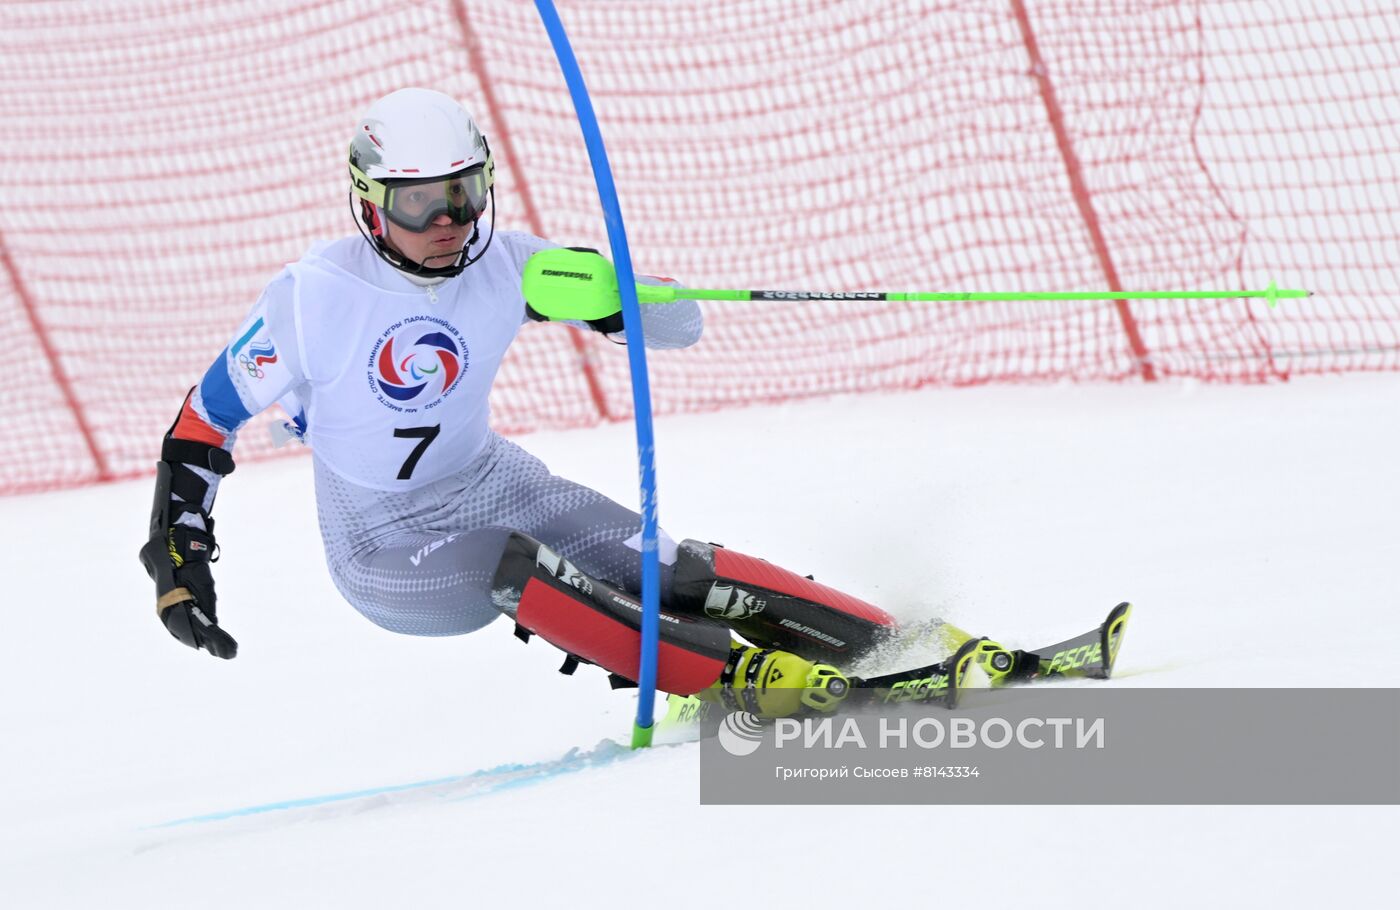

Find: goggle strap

[348,162,386,207]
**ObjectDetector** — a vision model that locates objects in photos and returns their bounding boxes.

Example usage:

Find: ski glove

[524,247,625,334]
[523,246,680,337]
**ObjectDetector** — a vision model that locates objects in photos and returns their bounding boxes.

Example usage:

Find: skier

[137,88,975,719]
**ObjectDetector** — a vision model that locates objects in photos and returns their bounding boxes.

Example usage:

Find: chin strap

[350,187,497,279]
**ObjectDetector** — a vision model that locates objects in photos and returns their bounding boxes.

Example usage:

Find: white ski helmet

[348,87,496,276]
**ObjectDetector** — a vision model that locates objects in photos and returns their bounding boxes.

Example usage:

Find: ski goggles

[349,158,494,233]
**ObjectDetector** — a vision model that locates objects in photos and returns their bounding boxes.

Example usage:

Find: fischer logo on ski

[881,673,954,704]
[1046,641,1102,673]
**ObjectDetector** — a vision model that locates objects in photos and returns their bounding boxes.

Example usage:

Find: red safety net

[1,0,1396,494]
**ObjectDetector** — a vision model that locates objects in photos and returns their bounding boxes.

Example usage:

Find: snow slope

[1,375,1397,908]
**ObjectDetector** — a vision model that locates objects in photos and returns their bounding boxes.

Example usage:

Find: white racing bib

[284,233,548,489]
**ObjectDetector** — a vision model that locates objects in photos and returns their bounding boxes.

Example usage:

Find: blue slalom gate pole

[533,0,662,748]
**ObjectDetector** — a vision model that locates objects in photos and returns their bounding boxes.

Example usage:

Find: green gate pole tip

[631,721,655,749]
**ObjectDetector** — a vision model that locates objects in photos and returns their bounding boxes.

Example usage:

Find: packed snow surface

[2,376,1396,907]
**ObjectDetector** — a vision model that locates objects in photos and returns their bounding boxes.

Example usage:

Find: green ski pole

[522,248,1311,322]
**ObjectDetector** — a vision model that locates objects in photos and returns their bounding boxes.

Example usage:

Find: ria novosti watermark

[762,713,1105,753]
[700,688,1400,805]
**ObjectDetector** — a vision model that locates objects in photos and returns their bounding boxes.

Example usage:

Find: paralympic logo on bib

[367,317,468,412]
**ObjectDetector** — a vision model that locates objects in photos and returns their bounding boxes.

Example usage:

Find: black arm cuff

[161,436,235,476]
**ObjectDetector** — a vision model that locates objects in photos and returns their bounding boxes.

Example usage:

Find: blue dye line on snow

[154,743,642,828]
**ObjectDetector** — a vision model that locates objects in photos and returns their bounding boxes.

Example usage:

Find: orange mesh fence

[1,0,1395,494]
